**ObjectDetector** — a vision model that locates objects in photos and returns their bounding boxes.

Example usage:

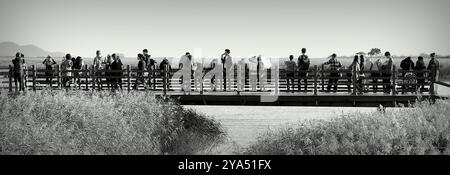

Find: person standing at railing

[179,52,192,94]
[297,48,310,92]
[427,53,440,94]
[73,56,84,87]
[347,55,361,93]
[323,53,342,93]
[237,58,246,92]
[11,52,25,92]
[61,54,73,88]
[248,56,258,91]
[400,57,415,94]
[257,55,266,91]
[415,56,426,93]
[42,55,56,86]
[193,62,203,92]
[144,49,156,90]
[372,57,382,93]
[93,50,104,90]
[134,54,146,90]
[159,57,171,91]
[221,49,232,91]
[110,54,123,90]
[381,52,393,94]
[361,55,373,92]
[105,54,113,89]
[285,55,296,93]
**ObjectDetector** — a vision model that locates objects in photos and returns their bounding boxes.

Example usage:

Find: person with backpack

[400,57,415,93]
[297,48,310,92]
[42,55,57,86]
[61,54,73,88]
[11,52,26,92]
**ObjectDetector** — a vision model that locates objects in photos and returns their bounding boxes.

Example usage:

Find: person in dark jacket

[415,56,426,93]
[285,55,296,92]
[159,57,172,90]
[381,52,393,94]
[110,54,123,90]
[324,53,342,92]
[12,52,25,92]
[400,57,415,93]
[297,48,310,92]
[42,55,57,86]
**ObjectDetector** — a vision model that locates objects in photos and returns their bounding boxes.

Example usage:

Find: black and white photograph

[0,0,450,173]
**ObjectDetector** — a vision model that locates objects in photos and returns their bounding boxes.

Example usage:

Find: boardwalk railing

[2,64,437,96]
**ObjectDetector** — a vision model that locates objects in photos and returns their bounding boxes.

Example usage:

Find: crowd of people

[9,48,441,94]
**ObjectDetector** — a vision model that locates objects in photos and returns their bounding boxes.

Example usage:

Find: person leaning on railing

[415,56,426,93]
[61,54,73,88]
[361,55,373,92]
[42,55,57,86]
[93,50,103,89]
[134,54,146,90]
[285,55,296,93]
[159,57,172,91]
[381,52,393,94]
[400,57,415,94]
[297,48,310,92]
[11,52,25,92]
[110,54,123,90]
[323,53,342,93]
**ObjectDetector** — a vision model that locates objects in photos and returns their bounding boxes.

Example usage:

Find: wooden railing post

[163,65,167,96]
[84,65,89,90]
[91,65,96,91]
[200,67,204,95]
[8,65,13,92]
[430,69,435,96]
[56,64,61,89]
[32,65,36,91]
[127,65,131,91]
[321,64,325,91]
[352,64,357,95]
[314,65,318,95]
[392,65,397,96]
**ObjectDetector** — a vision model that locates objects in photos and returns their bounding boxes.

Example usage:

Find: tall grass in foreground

[244,100,450,155]
[0,91,225,155]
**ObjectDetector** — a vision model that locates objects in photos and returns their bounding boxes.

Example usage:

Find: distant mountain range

[0,41,65,57]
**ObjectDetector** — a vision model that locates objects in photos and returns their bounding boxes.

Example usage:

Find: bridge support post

[127,65,131,92]
[351,64,357,95]
[314,65,318,95]
[8,65,13,92]
[32,65,36,92]
[430,69,435,96]
[91,65,96,91]
[392,65,397,96]
[56,65,61,89]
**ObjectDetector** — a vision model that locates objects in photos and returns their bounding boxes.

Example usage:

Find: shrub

[244,100,450,155]
[0,90,225,155]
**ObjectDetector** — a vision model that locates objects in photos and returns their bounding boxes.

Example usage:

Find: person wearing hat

[427,53,440,94]
[42,55,57,86]
[323,53,342,92]
[11,52,26,92]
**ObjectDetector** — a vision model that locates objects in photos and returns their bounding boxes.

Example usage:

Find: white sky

[0,0,449,58]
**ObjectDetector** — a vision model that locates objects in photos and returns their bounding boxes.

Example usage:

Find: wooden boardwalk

[1,64,446,107]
